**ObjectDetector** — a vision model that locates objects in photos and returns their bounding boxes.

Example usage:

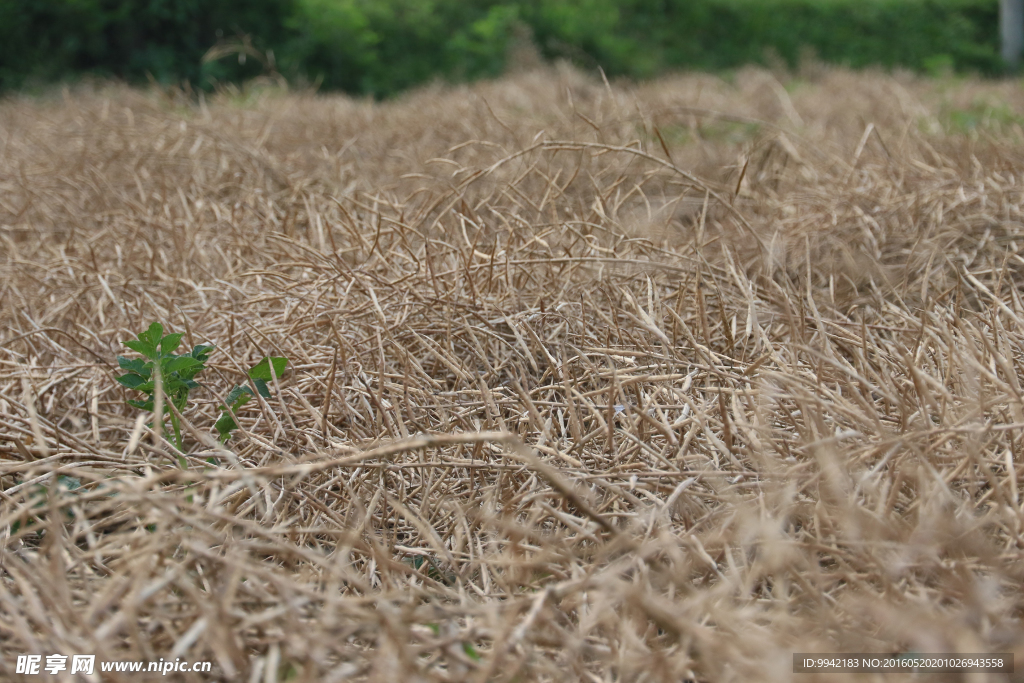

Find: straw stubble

[1,65,1024,681]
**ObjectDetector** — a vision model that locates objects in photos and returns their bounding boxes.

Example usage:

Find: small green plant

[116,322,214,461]
[215,356,288,443]
[404,554,457,585]
[941,99,1024,136]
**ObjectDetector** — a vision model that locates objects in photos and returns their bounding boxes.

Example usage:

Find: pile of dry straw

[2,65,1024,681]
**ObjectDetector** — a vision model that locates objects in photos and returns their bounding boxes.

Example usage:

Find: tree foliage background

[0,0,1004,97]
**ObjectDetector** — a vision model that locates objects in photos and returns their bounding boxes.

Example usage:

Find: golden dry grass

[2,65,1024,682]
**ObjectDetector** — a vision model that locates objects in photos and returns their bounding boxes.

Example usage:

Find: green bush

[284,0,523,95]
[0,0,293,91]
[0,0,1005,96]
[284,0,1003,94]
[684,0,1001,75]
[521,0,1000,78]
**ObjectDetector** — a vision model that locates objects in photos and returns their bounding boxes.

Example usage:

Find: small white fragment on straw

[127,412,148,457]
[22,378,50,458]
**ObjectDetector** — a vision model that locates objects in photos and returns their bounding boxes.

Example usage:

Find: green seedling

[215,356,288,443]
[405,554,456,585]
[116,322,214,463]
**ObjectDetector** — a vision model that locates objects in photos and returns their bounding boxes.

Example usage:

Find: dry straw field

[2,65,1024,682]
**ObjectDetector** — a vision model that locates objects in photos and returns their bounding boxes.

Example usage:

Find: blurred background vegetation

[0,0,1004,97]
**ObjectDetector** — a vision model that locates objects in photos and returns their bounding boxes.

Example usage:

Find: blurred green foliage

[283,0,524,94]
[523,0,1001,79]
[0,0,1004,97]
[0,0,292,90]
[941,97,1024,135]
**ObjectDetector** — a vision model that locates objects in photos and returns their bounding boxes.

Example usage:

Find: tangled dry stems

[2,65,1024,681]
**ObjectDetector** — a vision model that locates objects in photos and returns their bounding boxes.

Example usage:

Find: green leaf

[138,322,164,348]
[123,339,158,359]
[216,384,255,442]
[224,384,254,407]
[248,356,288,381]
[191,344,215,360]
[163,356,201,374]
[253,378,271,398]
[173,376,193,390]
[214,413,238,441]
[117,356,148,373]
[462,642,481,661]
[225,385,249,404]
[160,332,184,355]
[116,373,147,389]
[178,366,205,382]
[127,398,154,411]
